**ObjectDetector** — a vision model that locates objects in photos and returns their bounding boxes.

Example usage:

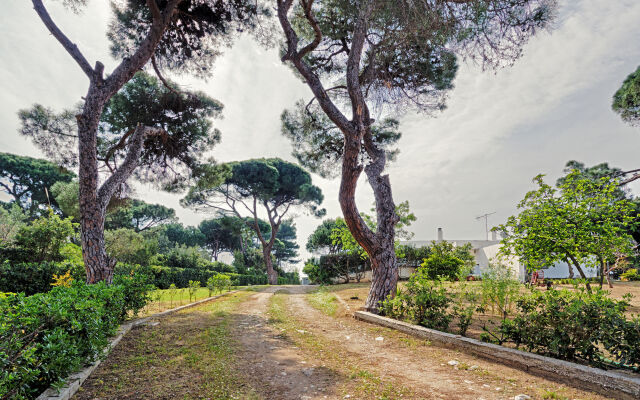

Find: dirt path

[230,286,342,399]
[285,291,609,400]
[73,286,611,400]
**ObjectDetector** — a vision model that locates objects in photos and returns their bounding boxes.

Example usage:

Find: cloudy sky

[2,0,640,271]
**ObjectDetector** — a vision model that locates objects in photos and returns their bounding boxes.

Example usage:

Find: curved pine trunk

[262,246,278,285]
[340,131,399,313]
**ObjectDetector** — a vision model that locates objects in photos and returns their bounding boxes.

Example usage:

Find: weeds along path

[74,291,260,400]
[285,290,609,400]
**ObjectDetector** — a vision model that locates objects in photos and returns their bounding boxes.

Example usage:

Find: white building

[402,228,598,281]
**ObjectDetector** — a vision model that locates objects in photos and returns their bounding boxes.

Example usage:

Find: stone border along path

[36,290,240,400]
[354,310,640,400]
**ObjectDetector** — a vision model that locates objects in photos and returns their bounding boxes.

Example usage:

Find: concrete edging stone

[36,290,240,400]
[354,310,640,400]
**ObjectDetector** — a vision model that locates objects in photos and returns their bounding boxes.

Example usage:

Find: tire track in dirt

[286,292,608,400]
[232,287,342,400]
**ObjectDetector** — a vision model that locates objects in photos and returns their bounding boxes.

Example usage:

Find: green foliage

[198,216,243,260]
[0,204,28,249]
[160,223,206,249]
[480,263,521,317]
[19,72,223,191]
[498,172,636,282]
[396,244,431,267]
[0,278,151,399]
[318,253,367,284]
[381,274,452,331]
[281,104,401,179]
[4,211,76,263]
[621,268,640,281]
[273,220,300,267]
[185,158,325,218]
[419,241,474,281]
[207,274,231,295]
[105,199,176,232]
[0,152,74,213]
[108,0,262,78]
[612,65,640,126]
[452,285,480,336]
[105,228,157,266]
[277,271,301,285]
[50,180,80,220]
[493,288,640,369]
[188,280,201,302]
[306,218,341,254]
[0,260,85,296]
[303,258,330,284]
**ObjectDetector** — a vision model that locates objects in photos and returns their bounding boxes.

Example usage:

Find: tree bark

[277,0,399,311]
[567,254,592,292]
[31,0,182,283]
[262,245,278,285]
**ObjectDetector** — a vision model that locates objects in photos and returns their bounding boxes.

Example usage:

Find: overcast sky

[2,1,640,272]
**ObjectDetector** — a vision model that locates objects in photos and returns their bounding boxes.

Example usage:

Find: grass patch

[77,291,258,400]
[307,287,340,316]
[267,292,412,399]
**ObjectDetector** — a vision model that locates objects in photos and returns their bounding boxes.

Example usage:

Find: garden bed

[354,310,640,400]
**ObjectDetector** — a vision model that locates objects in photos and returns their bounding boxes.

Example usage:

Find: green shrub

[188,280,200,302]
[381,272,452,331]
[621,268,640,281]
[0,277,151,399]
[494,288,640,368]
[419,241,474,281]
[0,260,85,295]
[480,263,521,317]
[452,285,480,336]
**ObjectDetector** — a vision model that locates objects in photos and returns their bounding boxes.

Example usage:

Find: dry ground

[73,285,617,400]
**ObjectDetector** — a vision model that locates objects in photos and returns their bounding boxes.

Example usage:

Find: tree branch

[277,0,354,135]
[97,124,165,211]
[105,0,183,96]
[31,0,94,79]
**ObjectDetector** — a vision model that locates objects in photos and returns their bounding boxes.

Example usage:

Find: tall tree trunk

[78,89,112,283]
[567,254,591,292]
[262,245,278,285]
[340,129,399,312]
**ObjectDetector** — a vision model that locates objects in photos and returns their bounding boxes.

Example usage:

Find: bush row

[0,261,271,295]
[382,271,640,369]
[0,275,152,399]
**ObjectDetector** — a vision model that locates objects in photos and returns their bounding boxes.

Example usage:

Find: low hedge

[114,264,269,289]
[0,275,152,400]
[0,260,85,296]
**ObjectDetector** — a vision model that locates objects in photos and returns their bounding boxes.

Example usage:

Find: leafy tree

[105,228,156,266]
[10,211,76,263]
[105,199,176,232]
[273,220,300,267]
[306,218,341,254]
[21,0,261,283]
[50,180,80,221]
[183,158,324,284]
[613,65,640,126]
[420,241,474,281]
[161,223,206,249]
[0,152,74,213]
[0,204,28,249]
[198,216,243,261]
[276,0,554,311]
[497,172,636,291]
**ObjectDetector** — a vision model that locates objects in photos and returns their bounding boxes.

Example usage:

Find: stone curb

[354,311,640,400]
[36,290,239,400]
